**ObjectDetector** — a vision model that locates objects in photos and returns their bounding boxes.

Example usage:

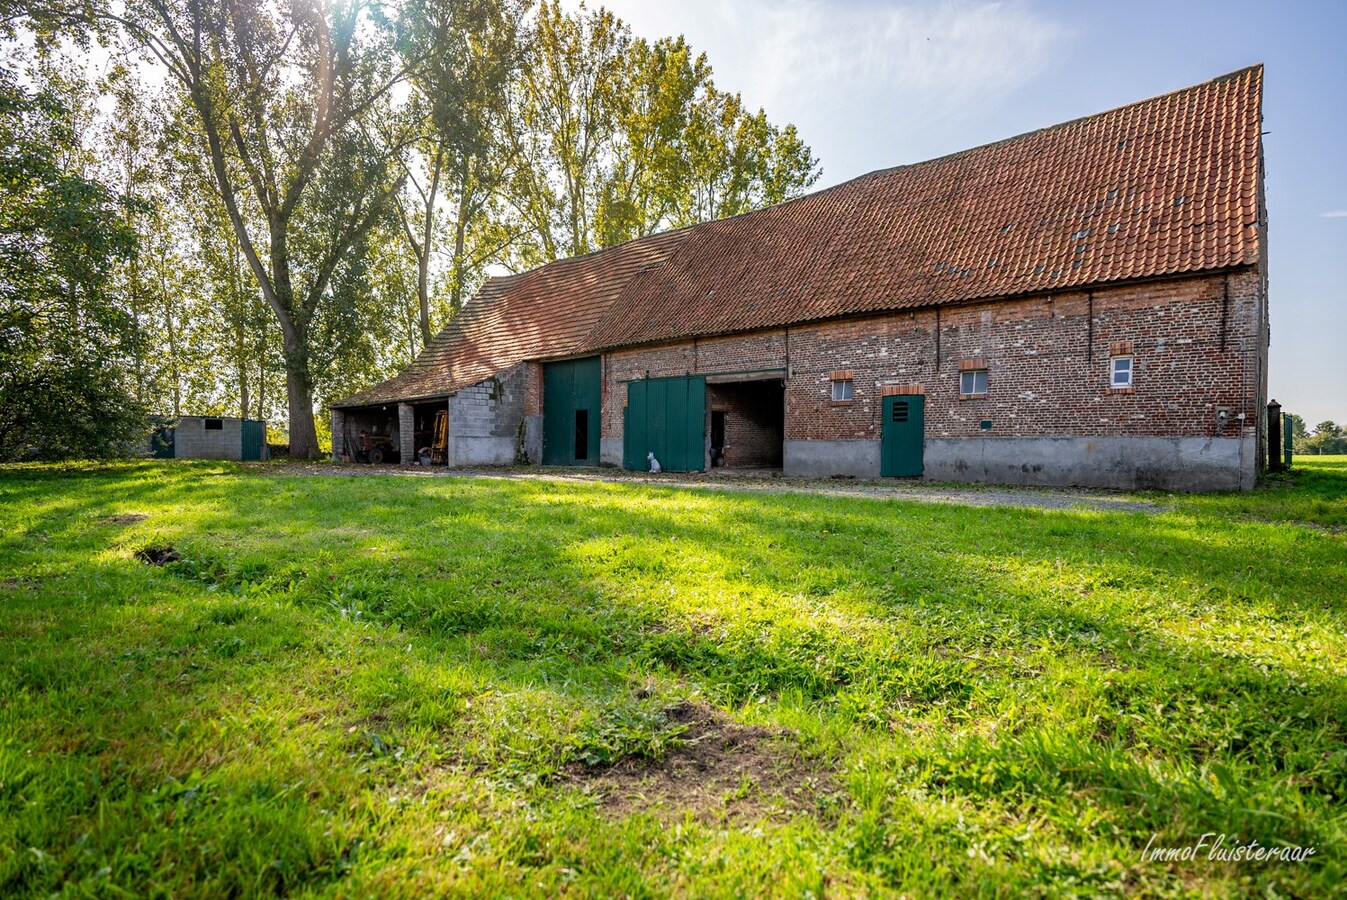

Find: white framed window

[959,369,988,396]
[831,378,854,402]
[1110,355,1133,388]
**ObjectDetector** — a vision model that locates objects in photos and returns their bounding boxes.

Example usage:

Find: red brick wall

[523,362,544,417]
[601,269,1264,446]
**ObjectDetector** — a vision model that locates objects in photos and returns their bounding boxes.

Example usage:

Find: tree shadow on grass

[3,465,1344,894]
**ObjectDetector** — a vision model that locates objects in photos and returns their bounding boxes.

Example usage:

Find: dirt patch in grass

[103,513,148,525]
[135,545,181,566]
[567,701,841,823]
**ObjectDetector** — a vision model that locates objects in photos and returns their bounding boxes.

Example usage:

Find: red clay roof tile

[337,65,1262,408]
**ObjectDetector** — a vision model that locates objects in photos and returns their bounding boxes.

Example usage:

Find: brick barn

[333,66,1268,491]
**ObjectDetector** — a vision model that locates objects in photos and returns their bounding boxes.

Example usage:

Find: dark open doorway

[574,409,589,460]
[710,411,727,464]
[706,379,784,469]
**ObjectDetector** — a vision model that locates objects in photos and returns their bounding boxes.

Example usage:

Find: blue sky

[588,0,1346,426]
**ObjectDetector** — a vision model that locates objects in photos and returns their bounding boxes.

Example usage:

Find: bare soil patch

[103,513,148,525]
[566,701,840,823]
[135,545,181,566]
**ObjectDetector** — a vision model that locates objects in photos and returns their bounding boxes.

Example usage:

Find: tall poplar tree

[93,0,412,457]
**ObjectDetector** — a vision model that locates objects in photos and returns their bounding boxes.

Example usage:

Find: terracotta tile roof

[334,228,689,407]
[337,66,1262,408]
[590,65,1264,349]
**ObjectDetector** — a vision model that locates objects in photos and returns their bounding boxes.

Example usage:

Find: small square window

[203,418,224,431]
[959,369,988,396]
[1110,356,1133,388]
[831,378,854,402]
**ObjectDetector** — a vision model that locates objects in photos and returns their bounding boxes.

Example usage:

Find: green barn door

[622,376,705,472]
[881,395,924,477]
[241,420,265,461]
[151,424,176,458]
[543,356,602,465]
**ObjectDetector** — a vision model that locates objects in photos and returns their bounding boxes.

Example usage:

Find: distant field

[1,458,1343,896]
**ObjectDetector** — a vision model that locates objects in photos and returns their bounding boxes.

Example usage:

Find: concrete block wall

[398,404,414,465]
[173,416,243,461]
[445,362,529,466]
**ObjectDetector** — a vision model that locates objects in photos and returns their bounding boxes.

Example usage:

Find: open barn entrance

[411,401,449,465]
[336,405,402,464]
[706,378,785,470]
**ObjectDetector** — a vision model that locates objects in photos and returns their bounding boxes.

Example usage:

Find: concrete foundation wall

[786,435,1253,491]
[784,440,881,478]
[923,435,1255,492]
[449,436,518,466]
[600,436,622,467]
[174,416,242,461]
[524,415,545,464]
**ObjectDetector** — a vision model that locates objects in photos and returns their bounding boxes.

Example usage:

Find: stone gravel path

[260,461,1170,515]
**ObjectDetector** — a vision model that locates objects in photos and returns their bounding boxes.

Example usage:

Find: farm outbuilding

[334,67,1269,491]
[150,416,268,462]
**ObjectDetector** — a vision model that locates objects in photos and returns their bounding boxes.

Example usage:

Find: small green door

[151,424,176,459]
[623,376,706,472]
[241,419,265,461]
[543,356,602,465]
[881,395,924,477]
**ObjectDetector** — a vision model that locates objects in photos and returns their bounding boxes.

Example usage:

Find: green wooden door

[622,376,706,472]
[880,395,924,477]
[543,356,602,465]
[151,424,176,459]
[241,419,265,461]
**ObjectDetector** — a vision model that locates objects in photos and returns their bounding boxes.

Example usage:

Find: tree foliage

[0,69,146,460]
[505,1,820,266]
[1304,420,1346,456]
[95,0,415,457]
[5,1,819,452]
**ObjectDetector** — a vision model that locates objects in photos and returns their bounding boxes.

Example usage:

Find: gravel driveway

[260,461,1170,515]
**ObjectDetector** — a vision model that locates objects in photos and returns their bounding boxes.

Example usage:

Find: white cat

[647,452,661,473]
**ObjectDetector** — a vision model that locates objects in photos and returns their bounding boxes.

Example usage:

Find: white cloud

[1321,210,1347,218]
[576,0,1071,179]
[738,1,1069,116]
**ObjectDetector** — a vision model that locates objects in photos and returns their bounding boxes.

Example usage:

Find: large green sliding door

[623,376,706,472]
[543,356,602,466]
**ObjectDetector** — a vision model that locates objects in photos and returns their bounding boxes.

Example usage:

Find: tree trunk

[451,214,467,314]
[256,363,264,422]
[417,147,444,348]
[280,322,320,458]
[239,366,250,420]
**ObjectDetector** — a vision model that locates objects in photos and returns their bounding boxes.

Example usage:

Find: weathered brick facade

[599,269,1266,488]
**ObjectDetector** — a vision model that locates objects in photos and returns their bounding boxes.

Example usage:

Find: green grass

[1,458,1344,897]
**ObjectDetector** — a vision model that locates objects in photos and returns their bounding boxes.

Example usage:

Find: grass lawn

[1,458,1344,896]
